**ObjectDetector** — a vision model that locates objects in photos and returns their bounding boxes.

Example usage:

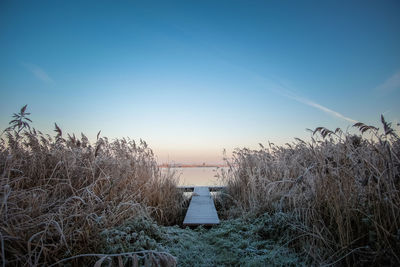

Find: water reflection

[163,167,225,186]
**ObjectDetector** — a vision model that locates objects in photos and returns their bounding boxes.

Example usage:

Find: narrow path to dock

[183,186,220,226]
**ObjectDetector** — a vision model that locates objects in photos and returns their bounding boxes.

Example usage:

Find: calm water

[163,167,225,186]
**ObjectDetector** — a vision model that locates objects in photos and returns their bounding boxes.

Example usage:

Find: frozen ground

[101,213,305,266]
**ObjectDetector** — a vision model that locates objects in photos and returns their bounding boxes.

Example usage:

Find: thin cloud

[376,70,400,92]
[252,75,359,124]
[153,25,358,124]
[21,62,53,83]
[289,95,358,123]
[212,55,358,124]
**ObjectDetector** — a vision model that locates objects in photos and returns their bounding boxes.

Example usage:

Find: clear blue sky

[1,0,400,163]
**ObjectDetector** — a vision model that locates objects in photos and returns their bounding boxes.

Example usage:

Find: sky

[1,0,400,164]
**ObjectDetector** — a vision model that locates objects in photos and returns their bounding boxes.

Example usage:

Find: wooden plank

[183,186,220,226]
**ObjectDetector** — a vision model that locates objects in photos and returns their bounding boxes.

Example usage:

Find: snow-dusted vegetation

[1,106,399,266]
[219,118,400,265]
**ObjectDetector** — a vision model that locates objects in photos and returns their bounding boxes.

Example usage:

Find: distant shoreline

[158,164,227,168]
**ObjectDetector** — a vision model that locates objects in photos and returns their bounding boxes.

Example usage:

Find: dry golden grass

[220,116,400,265]
[0,105,182,266]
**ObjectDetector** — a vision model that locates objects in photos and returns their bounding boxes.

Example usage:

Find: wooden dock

[182,186,221,226]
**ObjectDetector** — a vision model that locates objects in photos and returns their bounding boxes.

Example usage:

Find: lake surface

[163,167,225,186]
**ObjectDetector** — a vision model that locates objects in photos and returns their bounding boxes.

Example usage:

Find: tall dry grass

[0,105,182,266]
[220,116,400,265]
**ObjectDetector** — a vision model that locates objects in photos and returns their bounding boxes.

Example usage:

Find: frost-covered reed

[221,117,400,265]
[0,105,182,266]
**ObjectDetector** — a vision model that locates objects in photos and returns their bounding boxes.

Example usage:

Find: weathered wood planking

[183,186,220,226]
